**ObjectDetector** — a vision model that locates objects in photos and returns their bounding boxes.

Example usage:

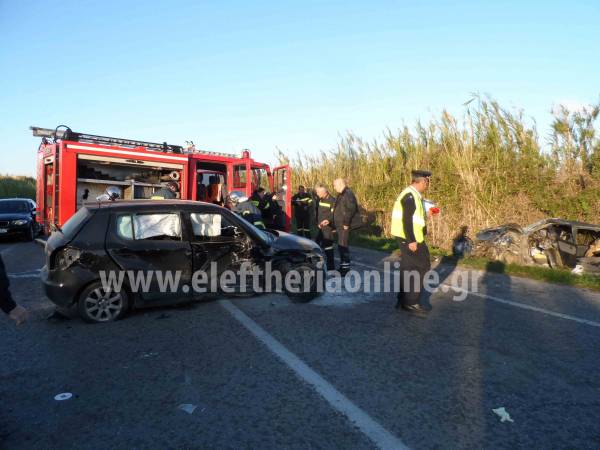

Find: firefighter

[314,183,336,270]
[227,191,266,230]
[333,178,361,276]
[292,185,313,238]
[1,254,28,326]
[152,181,179,200]
[250,188,272,226]
[96,186,121,202]
[207,176,224,205]
[391,169,432,316]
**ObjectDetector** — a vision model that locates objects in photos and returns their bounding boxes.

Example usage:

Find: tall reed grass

[286,97,600,249]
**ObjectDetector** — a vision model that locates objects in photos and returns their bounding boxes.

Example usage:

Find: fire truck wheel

[78,282,130,323]
[285,263,323,303]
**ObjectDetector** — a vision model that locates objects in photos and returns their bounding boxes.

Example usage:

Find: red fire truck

[33,126,292,234]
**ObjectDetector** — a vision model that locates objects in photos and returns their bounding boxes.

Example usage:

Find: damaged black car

[472,218,600,274]
[41,200,325,323]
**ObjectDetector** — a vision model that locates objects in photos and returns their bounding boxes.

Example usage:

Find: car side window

[190,213,244,240]
[116,213,182,241]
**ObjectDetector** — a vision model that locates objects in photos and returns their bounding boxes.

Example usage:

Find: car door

[556,224,578,268]
[187,210,256,297]
[106,211,193,304]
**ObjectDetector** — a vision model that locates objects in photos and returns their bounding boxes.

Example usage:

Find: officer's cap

[411,169,432,178]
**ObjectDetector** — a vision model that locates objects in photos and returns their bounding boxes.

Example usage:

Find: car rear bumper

[41,265,93,307]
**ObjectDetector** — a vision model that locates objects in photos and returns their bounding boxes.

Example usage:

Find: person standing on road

[391,170,433,316]
[333,178,360,276]
[0,254,28,325]
[292,185,313,238]
[314,183,336,271]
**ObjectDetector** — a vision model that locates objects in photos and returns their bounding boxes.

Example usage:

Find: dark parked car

[0,198,40,241]
[42,200,325,323]
[472,218,600,273]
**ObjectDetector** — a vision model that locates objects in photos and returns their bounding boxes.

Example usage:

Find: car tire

[78,281,130,323]
[284,262,323,303]
[24,224,34,241]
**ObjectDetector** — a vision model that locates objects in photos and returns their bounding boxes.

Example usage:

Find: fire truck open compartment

[76,156,184,207]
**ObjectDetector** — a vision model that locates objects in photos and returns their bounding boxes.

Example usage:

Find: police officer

[1,254,28,325]
[391,170,432,316]
[152,181,179,200]
[227,191,266,229]
[292,185,313,238]
[333,178,360,276]
[314,183,336,271]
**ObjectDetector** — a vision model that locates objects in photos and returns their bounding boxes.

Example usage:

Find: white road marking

[352,260,600,329]
[0,244,16,256]
[220,300,409,450]
[8,269,42,279]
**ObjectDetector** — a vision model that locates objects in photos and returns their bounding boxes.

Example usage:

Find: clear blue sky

[1,0,599,176]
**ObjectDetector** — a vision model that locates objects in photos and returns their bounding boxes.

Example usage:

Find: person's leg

[399,241,429,307]
[338,228,351,275]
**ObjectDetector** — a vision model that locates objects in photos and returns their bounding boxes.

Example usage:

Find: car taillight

[52,247,81,270]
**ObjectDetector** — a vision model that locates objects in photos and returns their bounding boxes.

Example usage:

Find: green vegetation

[349,232,600,291]
[287,96,600,250]
[0,175,36,200]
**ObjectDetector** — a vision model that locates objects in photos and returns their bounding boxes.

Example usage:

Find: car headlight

[12,219,29,226]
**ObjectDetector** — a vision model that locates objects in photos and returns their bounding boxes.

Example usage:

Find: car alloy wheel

[80,285,126,323]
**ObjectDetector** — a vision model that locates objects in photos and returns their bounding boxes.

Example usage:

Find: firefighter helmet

[104,186,121,201]
[227,191,248,205]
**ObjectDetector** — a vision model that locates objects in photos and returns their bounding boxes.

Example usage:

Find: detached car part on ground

[41,200,325,323]
[472,218,600,274]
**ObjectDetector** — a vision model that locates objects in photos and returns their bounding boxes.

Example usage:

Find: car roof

[525,218,600,231]
[83,199,227,213]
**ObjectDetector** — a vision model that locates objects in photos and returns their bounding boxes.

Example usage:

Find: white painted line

[352,261,600,329]
[220,300,409,450]
[8,269,42,279]
[0,245,16,256]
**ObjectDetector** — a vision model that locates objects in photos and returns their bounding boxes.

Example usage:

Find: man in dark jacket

[314,183,336,271]
[250,188,274,226]
[333,178,361,276]
[1,254,28,325]
[292,185,313,238]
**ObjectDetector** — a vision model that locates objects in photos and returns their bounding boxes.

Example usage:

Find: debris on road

[140,352,159,359]
[54,393,73,401]
[492,407,514,423]
[178,403,198,415]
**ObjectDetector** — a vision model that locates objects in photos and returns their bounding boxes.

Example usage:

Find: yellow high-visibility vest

[390,186,426,242]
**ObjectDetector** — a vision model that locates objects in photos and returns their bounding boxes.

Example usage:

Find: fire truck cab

[33,126,292,234]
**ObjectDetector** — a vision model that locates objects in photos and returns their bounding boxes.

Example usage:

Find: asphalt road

[1,240,600,449]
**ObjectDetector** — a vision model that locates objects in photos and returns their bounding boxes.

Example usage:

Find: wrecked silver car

[472,218,600,273]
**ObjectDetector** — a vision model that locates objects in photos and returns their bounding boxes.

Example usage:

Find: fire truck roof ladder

[31,125,184,154]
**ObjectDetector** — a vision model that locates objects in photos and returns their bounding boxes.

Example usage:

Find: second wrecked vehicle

[472,218,600,273]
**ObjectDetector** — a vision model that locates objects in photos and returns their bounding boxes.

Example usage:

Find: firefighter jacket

[234,200,266,229]
[292,192,313,217]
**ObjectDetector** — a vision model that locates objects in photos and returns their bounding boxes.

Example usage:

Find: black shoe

[401,304,429,316]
